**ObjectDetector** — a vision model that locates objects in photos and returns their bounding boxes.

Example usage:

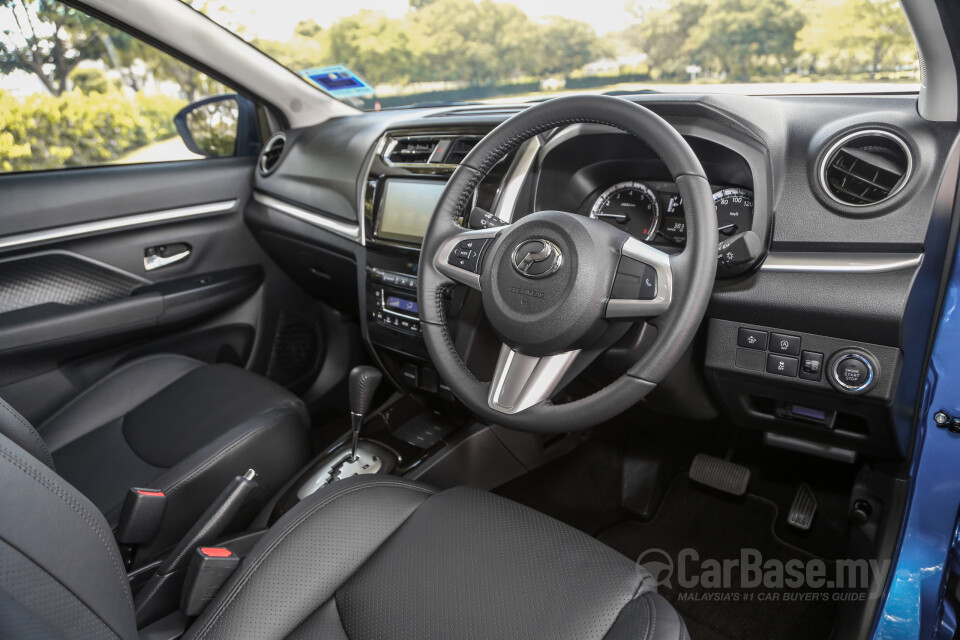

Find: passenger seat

[0,354,310,563]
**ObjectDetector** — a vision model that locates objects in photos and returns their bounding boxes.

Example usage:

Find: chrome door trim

[0,199,238,251]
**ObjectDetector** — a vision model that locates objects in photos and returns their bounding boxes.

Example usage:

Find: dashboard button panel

[766,353,799,377]
[770,332,801,356]
[799,351,824,381]
[737,327,768,350]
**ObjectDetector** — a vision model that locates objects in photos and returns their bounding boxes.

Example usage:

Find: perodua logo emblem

[511,239,562,279]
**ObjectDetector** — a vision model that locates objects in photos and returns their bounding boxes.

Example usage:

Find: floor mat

[598,478,837,640]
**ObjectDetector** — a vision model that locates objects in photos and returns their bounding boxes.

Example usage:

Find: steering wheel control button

[737,327,768,351]
[448,238,489,273]
[830,351,876,393]
[799,351,824,381]
[612,257,657,300]
[769,333,801,356]
[766,353,799,377]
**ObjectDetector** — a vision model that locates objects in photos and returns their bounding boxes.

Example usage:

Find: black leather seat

[0,428,689,640]
[0,354,310,561]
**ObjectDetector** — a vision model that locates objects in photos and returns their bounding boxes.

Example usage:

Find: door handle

[144,243,191,271]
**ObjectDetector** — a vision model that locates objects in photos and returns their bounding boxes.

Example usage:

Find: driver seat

[0,430,689,640]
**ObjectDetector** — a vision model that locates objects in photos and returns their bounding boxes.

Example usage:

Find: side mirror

[174,94,260,158]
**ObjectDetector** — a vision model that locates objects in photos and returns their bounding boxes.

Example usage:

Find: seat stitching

[149,413,288,497]
[191,481,434,638]
[37,354,202,434]
[637,594,652,640]
[0,443,134,614]
[104,410,297,523]
[0,396,53,467]
[647,593,657,640]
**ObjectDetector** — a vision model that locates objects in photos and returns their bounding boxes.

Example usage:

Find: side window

[0,1,257,173]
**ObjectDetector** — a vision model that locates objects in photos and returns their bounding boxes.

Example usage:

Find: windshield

[192,0,918,110]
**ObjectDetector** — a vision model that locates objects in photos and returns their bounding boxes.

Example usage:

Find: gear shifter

[349,365,382,461]
[294,365,393,500]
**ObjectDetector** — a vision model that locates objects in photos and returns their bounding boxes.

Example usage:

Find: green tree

[326,11,415,85]
[411,0,534,85]
[686,0,805,80]
[0,0,104,95]
[625,0,709,78]
[797,0,913,77]
[68,66,109,93]
[529,17,607,77]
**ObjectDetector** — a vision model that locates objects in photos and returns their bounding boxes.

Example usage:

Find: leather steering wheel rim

[417,95,717,433]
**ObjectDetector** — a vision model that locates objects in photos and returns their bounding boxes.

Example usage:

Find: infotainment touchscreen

[376,178,447,244]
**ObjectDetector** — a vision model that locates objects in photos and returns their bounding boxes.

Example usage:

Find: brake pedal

[688,454,750,496]
[787,484,817,530]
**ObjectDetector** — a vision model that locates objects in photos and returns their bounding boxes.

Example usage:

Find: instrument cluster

[584,180,754,246]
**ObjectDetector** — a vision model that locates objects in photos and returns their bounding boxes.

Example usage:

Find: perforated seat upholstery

[0,429,689,640]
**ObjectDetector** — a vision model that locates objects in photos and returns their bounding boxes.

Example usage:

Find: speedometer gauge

[662,187,754,244]
[589,181,660,242]
[713,188,753,237]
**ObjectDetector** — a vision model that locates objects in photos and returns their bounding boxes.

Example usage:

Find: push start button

[829,350,877,394]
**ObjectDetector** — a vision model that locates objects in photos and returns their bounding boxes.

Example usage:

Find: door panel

[0,158,254,239]
[0,158,329,424]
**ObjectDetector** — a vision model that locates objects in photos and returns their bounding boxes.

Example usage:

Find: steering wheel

[417,95,717,432]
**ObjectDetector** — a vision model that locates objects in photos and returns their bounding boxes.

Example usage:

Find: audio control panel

[369,268,421,335]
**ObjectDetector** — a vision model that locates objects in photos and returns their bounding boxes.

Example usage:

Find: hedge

[0,90,186,173]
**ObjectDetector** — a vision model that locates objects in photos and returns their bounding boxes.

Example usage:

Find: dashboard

[244,93,960,463]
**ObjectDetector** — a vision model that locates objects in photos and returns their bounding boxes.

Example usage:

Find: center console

[361,128,512,392]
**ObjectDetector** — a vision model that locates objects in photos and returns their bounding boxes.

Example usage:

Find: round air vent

[259,133,286,176]
[819,130,912,207]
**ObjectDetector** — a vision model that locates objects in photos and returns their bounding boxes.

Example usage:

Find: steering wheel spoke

[605,237,674,319]
[434,227,502,290]
[487,344,581,414]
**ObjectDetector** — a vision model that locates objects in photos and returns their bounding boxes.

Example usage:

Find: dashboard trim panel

[253,191,362,243]
[760,252,923,273]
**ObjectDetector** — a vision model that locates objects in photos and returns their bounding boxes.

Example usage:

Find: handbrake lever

[134,469,258,627]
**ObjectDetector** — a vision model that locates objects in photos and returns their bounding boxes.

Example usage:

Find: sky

[201,0,641,39]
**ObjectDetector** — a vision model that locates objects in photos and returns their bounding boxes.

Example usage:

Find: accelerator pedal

[688,454,750,496]
[787,483,818,530]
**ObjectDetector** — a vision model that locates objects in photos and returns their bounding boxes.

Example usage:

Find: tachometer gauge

[713,188,753,237]
[589,181,660,242]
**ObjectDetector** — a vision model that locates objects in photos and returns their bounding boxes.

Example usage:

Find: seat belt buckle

[117,488,167,545]
[181,547,240,617]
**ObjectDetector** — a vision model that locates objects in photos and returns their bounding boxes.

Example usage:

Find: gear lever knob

[350,366,383,417]
[348,366,382,460]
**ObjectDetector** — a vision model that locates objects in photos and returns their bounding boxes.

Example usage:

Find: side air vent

[819,130,912,206]
[259,133,286,176]
[382,134,483,166]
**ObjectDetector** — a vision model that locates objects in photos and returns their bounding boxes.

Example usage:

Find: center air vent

[259,133,286,176]
[383,134,481,166]
[819,130,912,206]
